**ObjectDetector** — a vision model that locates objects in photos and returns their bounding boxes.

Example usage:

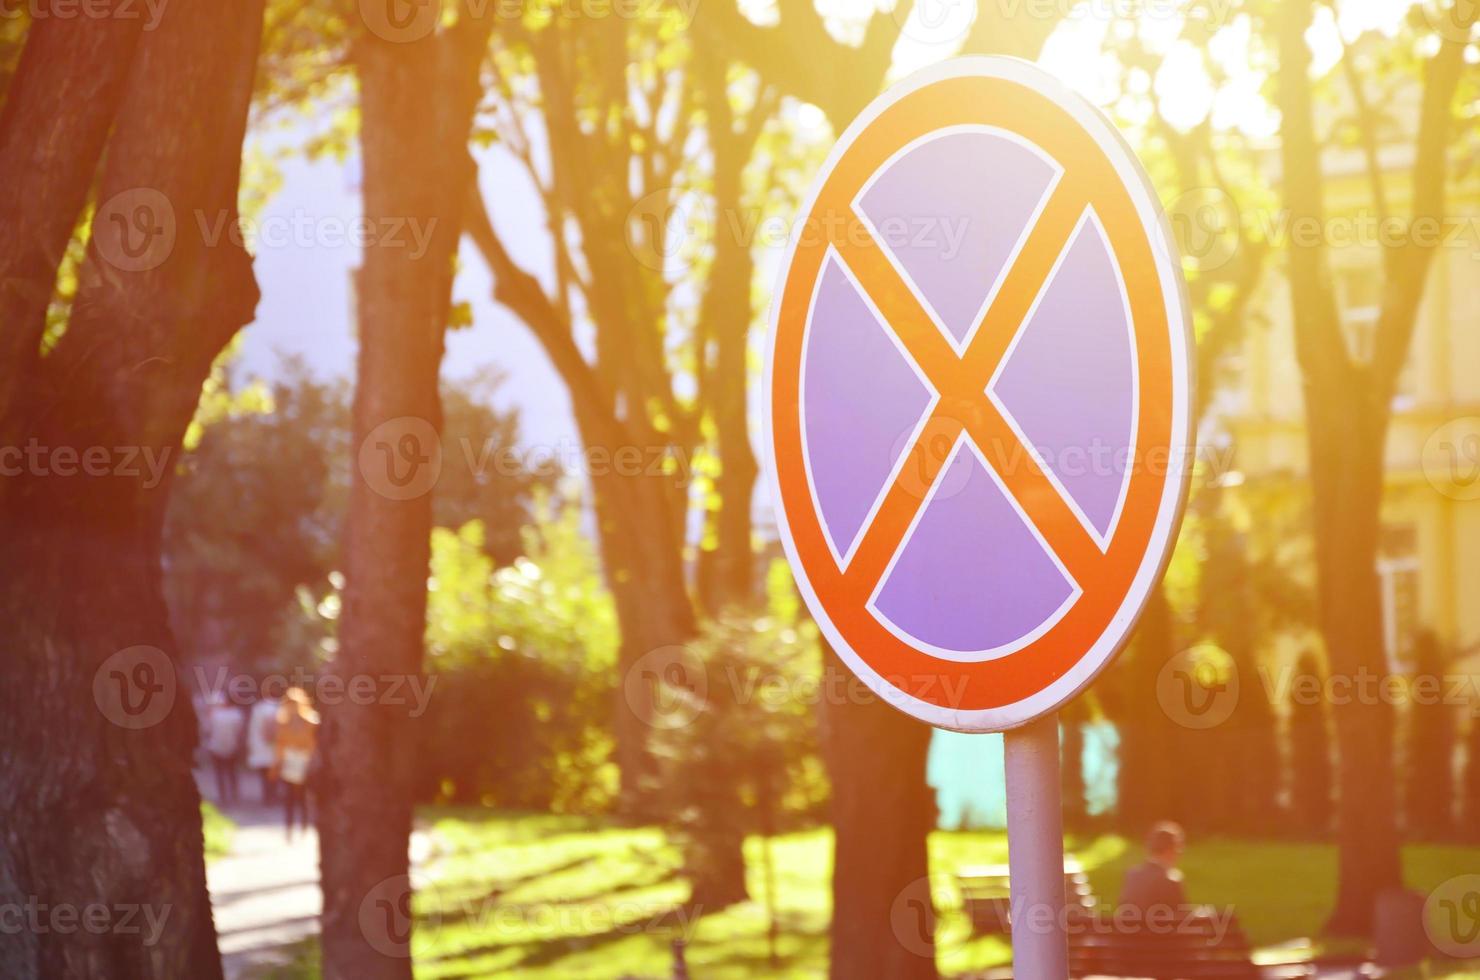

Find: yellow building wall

[1228,167,1480,661]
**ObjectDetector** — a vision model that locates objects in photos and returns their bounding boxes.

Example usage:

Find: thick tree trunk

[700,242,759,612]
[698,102,760,613]
[1403,633,1454,839]
[0,10,142,428]
[1113,585,1178,832]
[1464,721,1480,844]
[461,174,699,809]
[316,22,490,980]
[1312,429,1402,934]
[587,456,697,807]
[1203,523,1281,836]
[673,61,767,905]
[0,1,263,975]
[823,657,938,980]
[1274,0,1418,933]
[1288,652,1335,837]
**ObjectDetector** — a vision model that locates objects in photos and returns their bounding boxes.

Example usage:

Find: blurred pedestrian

[1119,820,1188,914]
[205,692,246,808]
[271,687,319,840]
[247,689,281,804]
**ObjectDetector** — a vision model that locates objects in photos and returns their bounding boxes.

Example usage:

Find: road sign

[763,57,1193,735]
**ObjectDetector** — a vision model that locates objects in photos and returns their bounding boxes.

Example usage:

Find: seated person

[1119,821,1188,914]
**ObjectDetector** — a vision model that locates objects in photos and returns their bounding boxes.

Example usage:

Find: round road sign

[763,57,1193,732]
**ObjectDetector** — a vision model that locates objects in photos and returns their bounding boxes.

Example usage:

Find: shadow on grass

[427,903,704,978]
[427,864,683,935]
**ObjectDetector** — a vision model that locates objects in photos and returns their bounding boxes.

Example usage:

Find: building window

[1336,265,1380,359]
[1377,524,1420,673]
[1336,264,1416,403]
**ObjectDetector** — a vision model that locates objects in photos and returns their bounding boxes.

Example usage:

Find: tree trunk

[0,10,142,428]
[700,240,759,612]
[697,85,761,614]
[588,455,697,807]
[823,657,938,980]
[1464,720,1480,844]
[1274,0,1409,933]
[1287,652,1335,838]
[316,21,490,979]
[1291,394,1399,931]
[0,1,263,975]
[1403,632,1455,839]
[1112,585,1178,833]
[1205,524,1281,836]
[461,173,700,810]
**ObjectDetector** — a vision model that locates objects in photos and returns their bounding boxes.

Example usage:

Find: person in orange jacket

[270,687,320,840]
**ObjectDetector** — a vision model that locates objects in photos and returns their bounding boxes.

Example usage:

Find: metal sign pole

[1004,712,1067,980]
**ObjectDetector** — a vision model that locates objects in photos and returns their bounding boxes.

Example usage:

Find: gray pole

[1004,712,1067,979]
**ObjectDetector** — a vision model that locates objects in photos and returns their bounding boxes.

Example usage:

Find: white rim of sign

[761,55,1195,733]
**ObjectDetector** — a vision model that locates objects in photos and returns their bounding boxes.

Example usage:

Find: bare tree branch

[1371,0,1477,394]
[465,165,619,427]
[1337,34,1390,225]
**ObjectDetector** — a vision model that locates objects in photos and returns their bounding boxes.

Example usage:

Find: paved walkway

[206,791,322,980]
[201,770,435,979]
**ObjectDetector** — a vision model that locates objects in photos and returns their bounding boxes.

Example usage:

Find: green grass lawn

[202,800,236,861]
[398,809,1480,980]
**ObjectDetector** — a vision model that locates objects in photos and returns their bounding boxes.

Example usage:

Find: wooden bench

[1065,909,1314,979]
[956,859,1096,935]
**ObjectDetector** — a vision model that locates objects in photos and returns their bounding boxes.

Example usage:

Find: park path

[201,772,433,979]
[207,797,322,980]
